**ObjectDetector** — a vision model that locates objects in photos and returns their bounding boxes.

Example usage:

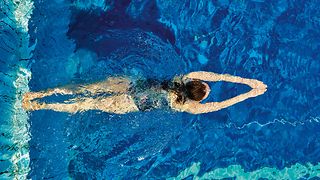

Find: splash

[226,116,320,130]
[11,68,32,179]
[13,0,34,32]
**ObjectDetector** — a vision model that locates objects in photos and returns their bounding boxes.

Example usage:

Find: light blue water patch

[126,0,148,19]
[72,0,112,11]
[66,49,97,77]
[199,40,208,49]
[197,54,209,65]
[248,49,263,65]
[207,1,216,14]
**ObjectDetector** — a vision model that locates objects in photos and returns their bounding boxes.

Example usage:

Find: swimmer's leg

[23,94,139,114]
[23,96,96,113]
[22,88,73,111]
[23,88,73,100]
[23,76,131,101]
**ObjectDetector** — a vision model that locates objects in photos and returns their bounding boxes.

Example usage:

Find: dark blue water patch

[211,8,229,28]
[68,29,185,80]
[33,94,75,104]
[67,0,176,51]
[216,81,252,102]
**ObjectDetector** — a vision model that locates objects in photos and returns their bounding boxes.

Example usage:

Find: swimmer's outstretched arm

[184,88,266,114]
[182,71,267,114]
[184,71,267,89]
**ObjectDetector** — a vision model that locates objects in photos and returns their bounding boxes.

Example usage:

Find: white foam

[11,67,32,179]
[13,0,34,32]
[8,0,34,178]
[226,116,320,130]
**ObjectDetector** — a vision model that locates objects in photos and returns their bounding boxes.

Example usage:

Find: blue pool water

[1,0,320,179]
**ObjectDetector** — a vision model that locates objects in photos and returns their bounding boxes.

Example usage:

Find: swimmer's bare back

[22,72,267,114]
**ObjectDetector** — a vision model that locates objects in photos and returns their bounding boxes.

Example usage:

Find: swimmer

[22,71,267,114]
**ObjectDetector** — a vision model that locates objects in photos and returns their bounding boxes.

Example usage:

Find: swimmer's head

[185,80,210,101]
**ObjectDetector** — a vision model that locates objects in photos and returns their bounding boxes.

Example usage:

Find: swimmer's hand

[245,79,268,90]
[248,88,267,97]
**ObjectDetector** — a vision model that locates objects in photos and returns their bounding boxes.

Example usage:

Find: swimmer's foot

[22,97,44,111]
[22,92,33,110]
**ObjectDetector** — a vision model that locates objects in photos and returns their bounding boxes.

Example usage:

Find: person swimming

[22,71,267,114]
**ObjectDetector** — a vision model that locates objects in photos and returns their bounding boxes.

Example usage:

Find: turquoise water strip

[169,162,320,180]
[0,0,34,178]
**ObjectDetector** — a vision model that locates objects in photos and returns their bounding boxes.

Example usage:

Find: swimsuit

[128,78,170,111]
